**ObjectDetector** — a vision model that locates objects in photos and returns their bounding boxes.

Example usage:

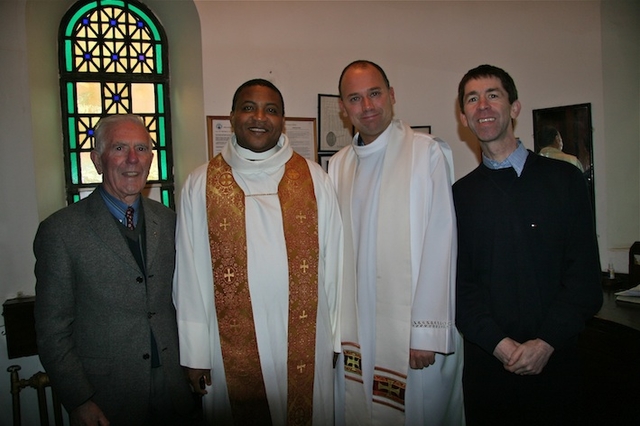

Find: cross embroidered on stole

[207,152,319,425]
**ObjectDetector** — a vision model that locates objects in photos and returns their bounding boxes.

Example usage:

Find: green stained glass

[68,117,77,149]
[156,85,164,113]
[67,83,75,114]
[73,194,81,203]
[159,150,167,180]
[65,40,73,72]
[70,153,79,184]
[158,117,165,147]
[155,45,162,74]
[102,0,125,7]
[162,189,169,208]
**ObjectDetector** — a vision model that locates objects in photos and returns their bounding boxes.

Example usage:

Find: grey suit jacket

[34,188,192,424]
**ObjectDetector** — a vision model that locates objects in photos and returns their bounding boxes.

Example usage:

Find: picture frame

[532,103,594,209]
[318,94,353,152]
[411,125,432,134]
[206,115,317,161]
[207,115,232,159]
[317,152,335,173]
[284,117,317,161]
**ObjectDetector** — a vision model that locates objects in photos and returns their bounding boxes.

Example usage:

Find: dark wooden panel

[2,296,38,359]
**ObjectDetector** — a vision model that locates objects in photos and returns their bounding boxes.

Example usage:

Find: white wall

[0,1,638,424]
[194,0,638,269]
[601,0,640,262]
[0,1,48,425]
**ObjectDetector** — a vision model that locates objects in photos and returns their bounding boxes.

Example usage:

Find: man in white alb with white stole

[330,61,464,425]
[173,79,343,425]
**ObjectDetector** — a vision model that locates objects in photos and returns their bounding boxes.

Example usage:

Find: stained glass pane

[162,188,170,207]
[80,151,101,184]
[67,83,76,113]
[149,153,159,181]
[158,116,165,146]
[131,83,155,113]
[77,116,101,149]
[77,82,102,114]
[156,85,164,113]
[70,153,79,184]
[158,149,167,180]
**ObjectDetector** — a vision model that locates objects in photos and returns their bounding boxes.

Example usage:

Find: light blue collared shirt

[482,139,529,177]
[98,186,141,228]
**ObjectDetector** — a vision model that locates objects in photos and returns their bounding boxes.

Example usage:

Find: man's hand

[409,349,436,369]
[70,400,109,426]
[187,367,211,395]
[504,338,554,376]
[492,337,520,365]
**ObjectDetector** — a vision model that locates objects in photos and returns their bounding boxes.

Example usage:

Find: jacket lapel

[85,189,141,273]
[141,197,160,273]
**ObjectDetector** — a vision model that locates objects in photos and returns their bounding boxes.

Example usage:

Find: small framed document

[318,94,353,152]
[285,117,316,161]
[207,116,233,159]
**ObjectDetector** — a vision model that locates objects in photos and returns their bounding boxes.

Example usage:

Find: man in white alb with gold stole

[173,79,343,425]
[329,61,464,425]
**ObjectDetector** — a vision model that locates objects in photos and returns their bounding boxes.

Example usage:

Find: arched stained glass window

[59,0,174,208]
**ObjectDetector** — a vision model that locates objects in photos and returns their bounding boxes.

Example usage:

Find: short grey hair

[93,114,151,154]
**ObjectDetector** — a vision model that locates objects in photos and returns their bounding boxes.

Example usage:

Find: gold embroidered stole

[207,152,319,426]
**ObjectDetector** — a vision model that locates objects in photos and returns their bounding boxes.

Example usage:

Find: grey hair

[93,114,151,154]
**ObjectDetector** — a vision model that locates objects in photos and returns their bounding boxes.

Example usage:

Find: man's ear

[338,98,346,116]
[510,100,522,120]
[90,150,103,175]
[459,111,469,128]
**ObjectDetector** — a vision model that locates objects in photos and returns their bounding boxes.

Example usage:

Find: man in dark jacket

[453,65,602,426]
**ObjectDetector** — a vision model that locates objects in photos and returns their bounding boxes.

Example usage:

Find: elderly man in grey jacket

[34,114,194,426]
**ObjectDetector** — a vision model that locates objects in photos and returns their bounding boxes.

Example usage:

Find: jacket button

[147,312,156,319]
[136,277,144,283]
[142,353,150,360]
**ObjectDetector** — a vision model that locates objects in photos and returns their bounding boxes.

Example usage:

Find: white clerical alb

[173,134,343,426]
[329,119,464,426]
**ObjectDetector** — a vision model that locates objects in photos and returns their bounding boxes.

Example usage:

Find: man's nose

[254,108,267,120]
[362,97,373,111]
[127,148,140,162]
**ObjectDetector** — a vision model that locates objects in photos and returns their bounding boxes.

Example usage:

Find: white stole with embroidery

[336,119,414,425]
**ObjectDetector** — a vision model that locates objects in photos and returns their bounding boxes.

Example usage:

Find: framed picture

[207,115,233,159]
[411,125,432,134]
[318,94,353,152]
[206,116,317,161]
[285,117,317,161]
[532,103,594,209]
[317,152,335,172]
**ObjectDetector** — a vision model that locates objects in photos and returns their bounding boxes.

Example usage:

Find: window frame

[58,0,174,208]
